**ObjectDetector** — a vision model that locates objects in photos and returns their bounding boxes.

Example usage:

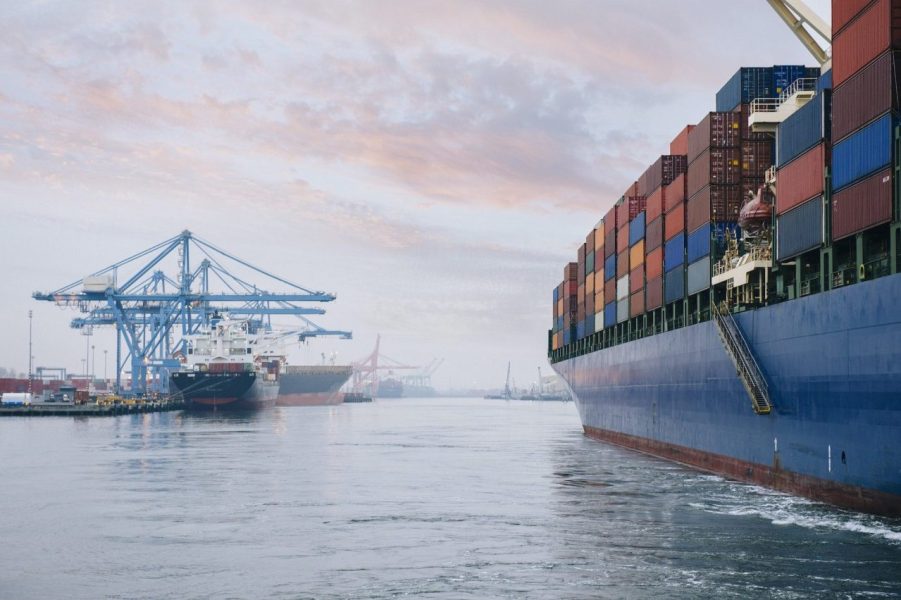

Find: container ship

[549,3,901,516]
[276,364,352,406]
[376,377,403,398]
[170,318,278,410]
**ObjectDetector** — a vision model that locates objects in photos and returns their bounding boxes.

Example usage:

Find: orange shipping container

[586,272,595,295]
[595,224,605,251]
[646,247,663,280]
[595,289,604,309]
[630,265,645,294]
[557,298,563,317]
[630,290,645,318]
[629,240,645,267]
[665,202,685,240]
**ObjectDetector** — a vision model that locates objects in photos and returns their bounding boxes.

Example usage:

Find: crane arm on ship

[765,0,831,66]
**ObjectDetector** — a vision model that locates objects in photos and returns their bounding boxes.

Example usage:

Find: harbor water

[1,398,900,599]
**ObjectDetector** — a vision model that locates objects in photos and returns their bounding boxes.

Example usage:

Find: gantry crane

[349,335,419,397]
[33,230,351,396]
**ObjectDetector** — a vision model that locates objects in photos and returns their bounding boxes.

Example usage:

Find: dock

[0,398,185,417]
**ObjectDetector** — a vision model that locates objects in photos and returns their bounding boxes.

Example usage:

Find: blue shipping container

[664,233,685,272]
[557,316,563,331]
[716,67,773,112]
[777,196,823,261]
[777,92,828,167]
[773,65,816,96]
[586,314,595,335]
[577,321,585,340]
[629,212,646,246]
[832,113,894,191]
[563,330,571,346]
[604,254,616,281]
[553,287,559,303]
[664,267,685,304]
[604,301,617,328]
[687,224,711,263]
[687,257,711,295]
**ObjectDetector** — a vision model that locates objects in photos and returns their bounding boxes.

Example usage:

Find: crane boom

[766,0,831,66]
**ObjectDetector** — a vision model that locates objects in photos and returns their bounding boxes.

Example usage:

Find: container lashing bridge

[33,230,351,396]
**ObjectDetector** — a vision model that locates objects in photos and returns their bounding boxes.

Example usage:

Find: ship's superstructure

[171,317,277,409]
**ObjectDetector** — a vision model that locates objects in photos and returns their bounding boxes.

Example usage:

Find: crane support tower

[765,0,831,67]
[34,230,351,396]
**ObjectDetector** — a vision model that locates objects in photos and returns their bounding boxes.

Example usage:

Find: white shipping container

[616,298,629,323]
[616,275,630,301]
[593,311,604,334]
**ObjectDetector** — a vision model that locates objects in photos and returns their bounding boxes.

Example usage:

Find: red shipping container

[832,0,901,87]
[646,247,663,280]
[665,202,685,240]
[670,125,695,156]
[665,173,686,211]
[689,185,742,228]
[776,143,826,214]
[629,290,645,318]
[605,230,616,258]
[741,139,774,179]
[604,207,616,238]
[565,280,577,295]
[687,147,741,197]
[630,265,644,293]
[585,229,595,251]
[604,277,615,304]
[834,0,883,36]
[646,216,663,251]
[833,50,901,142]
[646,186,664,222]
[595,248,604,270]
[687,112,741,163]
[624,181,638,200]
[832,167,894,239]
[616,199,630,228]
[640,155,689,196]
[586,294,595,315]
[617,226,629,253]
[564,263,578,280]
[645,276,663,310]
[617,251,629,277]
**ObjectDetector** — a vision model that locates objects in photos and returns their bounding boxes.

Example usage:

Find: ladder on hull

[713,302,772,415]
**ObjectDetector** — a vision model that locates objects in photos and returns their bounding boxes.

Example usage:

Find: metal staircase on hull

[713,303,772,415]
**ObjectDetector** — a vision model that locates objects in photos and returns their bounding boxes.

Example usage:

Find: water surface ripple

[1,398,899,599]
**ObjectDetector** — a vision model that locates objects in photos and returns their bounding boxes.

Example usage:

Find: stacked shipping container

[830,0,900,240]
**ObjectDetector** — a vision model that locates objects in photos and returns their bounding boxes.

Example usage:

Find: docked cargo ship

[376,377,403,398]
[549,4,901,515]
[171,318,278,410]
[276,364,352,406]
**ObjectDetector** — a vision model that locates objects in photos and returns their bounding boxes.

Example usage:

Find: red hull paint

[192,396,243,407]
[276,392,343,406]
[584,425,901,517]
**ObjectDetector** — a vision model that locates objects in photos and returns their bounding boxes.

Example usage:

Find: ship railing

[713,302,772,415]
[750,77,818,114]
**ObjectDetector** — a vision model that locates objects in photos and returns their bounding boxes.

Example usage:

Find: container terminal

[549,1,901,515]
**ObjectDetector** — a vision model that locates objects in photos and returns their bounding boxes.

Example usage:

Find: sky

[0,0,831,390]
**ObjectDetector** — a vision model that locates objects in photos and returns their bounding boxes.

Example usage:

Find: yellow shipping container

[629,240,645,267]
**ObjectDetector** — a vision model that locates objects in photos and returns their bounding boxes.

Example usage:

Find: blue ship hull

[552,273,901,515]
